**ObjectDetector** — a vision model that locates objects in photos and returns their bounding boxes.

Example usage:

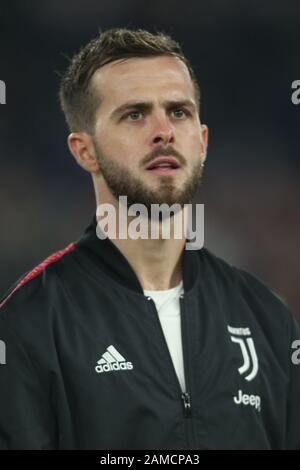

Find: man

[0,28,299,450]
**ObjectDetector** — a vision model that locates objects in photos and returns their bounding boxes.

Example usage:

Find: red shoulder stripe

[0,242,76,309]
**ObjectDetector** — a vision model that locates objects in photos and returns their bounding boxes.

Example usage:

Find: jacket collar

[76,214,201,295]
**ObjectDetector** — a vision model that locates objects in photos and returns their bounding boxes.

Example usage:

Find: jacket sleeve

[237,267,300,449]
[285,313,300,450]
[0,316,57,449]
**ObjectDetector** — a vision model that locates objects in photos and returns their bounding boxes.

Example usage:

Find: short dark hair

[58,28,200,133]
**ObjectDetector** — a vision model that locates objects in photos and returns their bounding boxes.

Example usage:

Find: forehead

[91,56,196,108]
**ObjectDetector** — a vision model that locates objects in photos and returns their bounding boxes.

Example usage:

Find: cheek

[97,129,134,162]
[181,128,203,153]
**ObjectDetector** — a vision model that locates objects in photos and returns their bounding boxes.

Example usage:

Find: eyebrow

[110,99,197,120]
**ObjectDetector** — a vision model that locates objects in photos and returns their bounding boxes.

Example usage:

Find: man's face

[90,55,208,209]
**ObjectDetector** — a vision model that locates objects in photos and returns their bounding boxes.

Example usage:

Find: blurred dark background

[0,0,299,320]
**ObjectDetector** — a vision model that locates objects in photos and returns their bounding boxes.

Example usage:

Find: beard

[93,140,204,214]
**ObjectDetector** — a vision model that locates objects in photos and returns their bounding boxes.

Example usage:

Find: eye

[125,111,143,121]
[171,108,189,119]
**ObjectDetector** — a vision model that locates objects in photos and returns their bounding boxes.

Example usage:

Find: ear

[67,132,100,174]
[200,124,208,163]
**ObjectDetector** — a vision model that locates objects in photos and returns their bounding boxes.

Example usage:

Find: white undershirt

[144,281,186,392]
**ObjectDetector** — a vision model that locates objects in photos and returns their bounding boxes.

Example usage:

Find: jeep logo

[233,389,261,411]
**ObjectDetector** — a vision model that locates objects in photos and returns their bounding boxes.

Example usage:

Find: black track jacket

[0,216,300,450]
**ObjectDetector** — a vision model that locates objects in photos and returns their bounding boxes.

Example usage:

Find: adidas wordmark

[95,345,133,374]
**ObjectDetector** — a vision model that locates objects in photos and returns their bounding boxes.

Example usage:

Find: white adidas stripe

[97,345,126,365]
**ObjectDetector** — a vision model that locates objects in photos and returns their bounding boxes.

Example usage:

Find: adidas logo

[95,345,133,374]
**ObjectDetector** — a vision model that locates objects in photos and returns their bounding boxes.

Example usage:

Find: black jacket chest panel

[42,257,288,449]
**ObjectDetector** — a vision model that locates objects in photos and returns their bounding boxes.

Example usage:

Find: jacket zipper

[181,391,191,417]
[146,295,196,449]
[179,296,197,449]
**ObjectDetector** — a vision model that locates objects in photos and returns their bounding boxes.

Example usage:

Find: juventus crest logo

[228,326,258,381]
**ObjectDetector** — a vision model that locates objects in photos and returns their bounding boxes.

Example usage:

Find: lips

[146,156,180,170]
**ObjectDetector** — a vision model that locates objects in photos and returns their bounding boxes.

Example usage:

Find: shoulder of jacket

[200,248,295,323]
[199,248,242,284]
[0,241,76,319]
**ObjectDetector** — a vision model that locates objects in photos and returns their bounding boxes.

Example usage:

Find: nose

[151,114,175,146]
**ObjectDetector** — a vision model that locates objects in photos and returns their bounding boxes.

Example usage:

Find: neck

[95,196,188,291]
[111,235,185,291]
